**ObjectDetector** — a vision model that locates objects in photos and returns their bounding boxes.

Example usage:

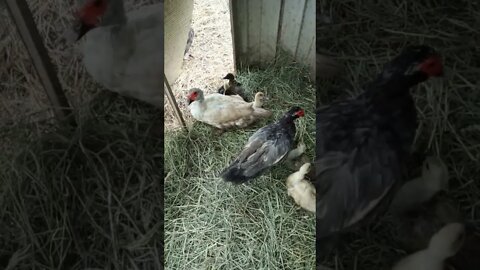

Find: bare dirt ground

[164,0,234,130]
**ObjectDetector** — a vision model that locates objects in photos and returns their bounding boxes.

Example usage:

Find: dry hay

[164,56,316,269]
[164,0,234,130]
[0,0,158,153]
[0,1,163,269]
[317,0,480,269]
[0,97,164,269]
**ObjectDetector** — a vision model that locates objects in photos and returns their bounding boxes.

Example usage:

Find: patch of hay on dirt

[164,0,234,130]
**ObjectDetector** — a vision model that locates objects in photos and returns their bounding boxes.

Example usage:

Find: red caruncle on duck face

[295,109,305,118]
[187,90,200,105]
[74,0,109,40]
[419,54,444,77]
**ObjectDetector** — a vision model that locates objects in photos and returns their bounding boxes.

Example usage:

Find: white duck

[286,162,315,213]
[186,88,271,130]
[73,0,163,107]
[392,223,465,270]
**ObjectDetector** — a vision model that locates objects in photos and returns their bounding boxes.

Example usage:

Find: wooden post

[164,74,187,131]
[5,0,75,126]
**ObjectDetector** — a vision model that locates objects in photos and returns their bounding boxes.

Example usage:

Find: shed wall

[230,0,315,80]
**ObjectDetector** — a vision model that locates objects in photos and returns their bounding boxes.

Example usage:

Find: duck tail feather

[220,164,250,184]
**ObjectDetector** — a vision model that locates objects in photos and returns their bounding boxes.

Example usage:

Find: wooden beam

[5,0,75,126]
[164,74,187,131]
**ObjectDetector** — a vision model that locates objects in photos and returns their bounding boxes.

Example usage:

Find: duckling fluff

[286,162,316,213]
[390,156,449,214]
[252,92,266,108]
[218,73,249,101]
[392,223,465,270]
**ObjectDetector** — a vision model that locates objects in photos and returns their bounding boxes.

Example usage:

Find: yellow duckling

[252,92,267,108]
[392,223,465,270]
[388,156,479,270]
[390,156,449,214]
[286,161,315,213]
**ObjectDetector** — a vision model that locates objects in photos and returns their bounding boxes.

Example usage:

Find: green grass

[0,93,163,269]
[318,0,480,269]
[164,57,316,269]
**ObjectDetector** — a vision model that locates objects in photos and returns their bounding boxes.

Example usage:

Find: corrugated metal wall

[230,0,315,80]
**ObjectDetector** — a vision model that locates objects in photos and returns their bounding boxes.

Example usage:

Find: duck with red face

[72,0,164,107]
[220,106,305,183]
[74,0,110,40]
[314,45,444,246]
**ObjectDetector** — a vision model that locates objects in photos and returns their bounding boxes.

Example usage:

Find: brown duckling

[217,73,249,101]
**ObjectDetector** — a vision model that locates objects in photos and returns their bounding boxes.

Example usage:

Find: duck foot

[286,155,310,171]
[287,142,306,160]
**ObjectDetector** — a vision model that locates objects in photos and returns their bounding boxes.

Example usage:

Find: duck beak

[186,97,193,105]
[75,22,94,41]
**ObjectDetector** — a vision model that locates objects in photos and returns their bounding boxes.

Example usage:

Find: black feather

[314,45,441,240]
[221,107,302,183]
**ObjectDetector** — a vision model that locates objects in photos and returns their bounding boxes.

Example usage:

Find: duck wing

[315,100,403,239]
[233,85,249,102]
[221,124,293,183]
[82,4,163,107]
[315,139,401,238]
[200,95,255,123]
